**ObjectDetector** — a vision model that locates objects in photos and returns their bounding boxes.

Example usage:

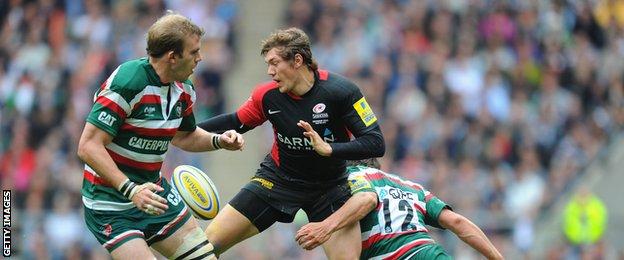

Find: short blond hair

[260,27,318,71]
[146,11,204,58]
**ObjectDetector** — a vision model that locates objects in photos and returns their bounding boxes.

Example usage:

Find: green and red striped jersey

[346,166,450,260]
[81,57,196,211]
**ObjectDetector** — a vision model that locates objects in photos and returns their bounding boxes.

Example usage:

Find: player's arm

[295,191,377,250]
[297,120,384,159]
[172,127,244,152]
[77,123,169,214]
[196,112,254,134]
[438,209,503,260]
[198,83,271,134]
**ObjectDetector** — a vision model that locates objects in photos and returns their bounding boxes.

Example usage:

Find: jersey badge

[102,224,112,237]
[312,103,326,113]
[348,175,372,193]
[353,97,377,126]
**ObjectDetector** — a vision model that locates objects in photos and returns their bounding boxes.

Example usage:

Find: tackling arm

[438,209,503,260]
[295,191,378,250]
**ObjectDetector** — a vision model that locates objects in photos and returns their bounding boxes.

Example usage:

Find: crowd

[1,0,623,259]
[0,0,237,258]
[229,0,623,259]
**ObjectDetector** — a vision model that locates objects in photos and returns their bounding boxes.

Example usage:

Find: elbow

[363,192,379,212]
[77,141,89,161]
[373,134,385,157]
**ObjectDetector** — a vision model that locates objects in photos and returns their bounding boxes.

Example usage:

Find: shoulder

[250,81,279,100]
[109,58,152,95]
[322,70,359,94]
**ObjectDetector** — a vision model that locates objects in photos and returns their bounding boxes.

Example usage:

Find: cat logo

[98,111,117,126]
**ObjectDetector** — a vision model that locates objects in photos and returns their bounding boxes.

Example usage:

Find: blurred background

[1,0,623,259]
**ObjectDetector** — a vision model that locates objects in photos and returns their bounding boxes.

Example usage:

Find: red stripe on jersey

[318,69,329,80]
[425,193,433,202]
[180,92,193,116]
[83,170,112,187]
[365,172,424,191]
[137,94,161,106]
[237,82,276,127]
[382,239,434,259]
[107,149,163,171]
[362,231,423,250]
[120,123,177,137]
[174,81,184,90]
[413,202,426,216]
[96,96,127,118]
[271,127,280,166]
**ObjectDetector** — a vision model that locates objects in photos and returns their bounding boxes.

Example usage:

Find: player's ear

[294,53,303,68]
[167,51,176,63]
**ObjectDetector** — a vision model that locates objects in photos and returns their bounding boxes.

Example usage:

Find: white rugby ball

[171,165,221,220]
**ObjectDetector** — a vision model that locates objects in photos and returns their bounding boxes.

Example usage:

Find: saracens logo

[312,103,326,113]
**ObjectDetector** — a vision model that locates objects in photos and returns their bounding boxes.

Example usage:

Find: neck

[291,68,315,96]
[149,57,172,84]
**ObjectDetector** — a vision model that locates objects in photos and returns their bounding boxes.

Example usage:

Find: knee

[203,224,224,255]
[170,227,217,259]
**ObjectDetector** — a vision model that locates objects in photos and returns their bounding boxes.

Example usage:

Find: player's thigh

[204,204,259,254]
[151,217,216,260]
[321,221,361,260]
[110,238,155,260]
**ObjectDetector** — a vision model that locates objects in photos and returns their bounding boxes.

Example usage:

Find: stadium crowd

[1,0,623,259]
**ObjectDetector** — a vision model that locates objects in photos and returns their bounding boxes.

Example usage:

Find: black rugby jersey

[199,70,384,185]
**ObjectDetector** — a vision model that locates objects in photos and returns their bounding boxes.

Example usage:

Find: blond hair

[146,11,204,58]
[260,27,318,71]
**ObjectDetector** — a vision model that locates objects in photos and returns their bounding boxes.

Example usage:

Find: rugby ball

[170,165,221,220]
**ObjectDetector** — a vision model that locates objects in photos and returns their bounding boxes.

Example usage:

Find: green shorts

[83,179,192,252]
[407,244,451,260]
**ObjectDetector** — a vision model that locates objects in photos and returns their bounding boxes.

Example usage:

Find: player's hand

[219,130,244,151]
[297,120,332,156]
[295,222,333,250]
[130,182,169,215]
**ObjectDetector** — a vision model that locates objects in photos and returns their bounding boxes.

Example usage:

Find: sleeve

[423,190,453,229]
[197,112,253,134]
[178,83,197,132]
[86,84,133,137]
[347,172,376,195]
[235,83,272,127]
[330,84,385,159]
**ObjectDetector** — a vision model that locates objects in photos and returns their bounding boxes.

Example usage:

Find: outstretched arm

[172,128,244,152]
[295,191,377,250]
[438,209,503,260]
[197,112,254,134]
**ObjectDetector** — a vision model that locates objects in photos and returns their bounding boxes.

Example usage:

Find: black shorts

[229,172,351,232]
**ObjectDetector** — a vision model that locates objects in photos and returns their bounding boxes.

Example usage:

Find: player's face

[172,34,202,81]
[265,48,298,93]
